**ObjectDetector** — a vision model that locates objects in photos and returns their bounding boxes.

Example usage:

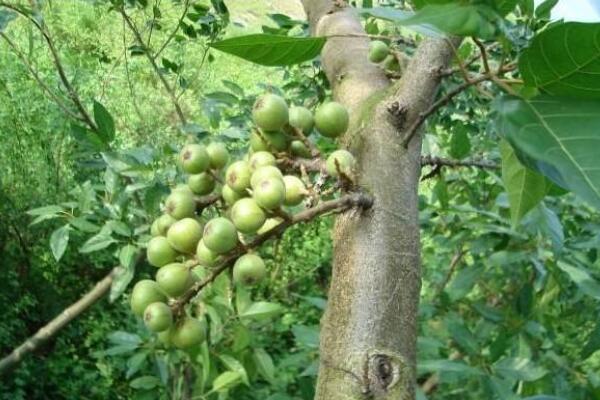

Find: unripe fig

[206,142,229,169]
[249,131,289,152]
[252,94,289,132]
[152,214,177,237]
[222,184,245,207]
[233,254,266,286]
[147,236,178,267]
[167,218,203,254]
[251,165,283,188]
[165,190,196,220]
[180,144,209,174]
[225,161,252,194]
[368,40,389,63]
[231,198,266,234]
[315,102,349,138]
[283,175,307,206]
[249,151,276,172]
[130,280,167,316]
[196,239,220,267]
[326,149,356,177]
[172,184,194,194]
[253,177,286,210]
[187,172,215,195]
[289,140,311,158]
[203,217,238,254]
[156,262,193,297]
[382,54,400,72]
[143,302,173,332]
[171,317,207,349]
[289,106,314,133]
[257,217,283,235]
[157,328,173,346]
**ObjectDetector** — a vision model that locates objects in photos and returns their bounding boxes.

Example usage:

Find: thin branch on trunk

[154,0,190,60]
[421,155,499,170]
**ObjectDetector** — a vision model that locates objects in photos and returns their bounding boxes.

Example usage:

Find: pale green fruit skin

[252,94,289,132]
[251,165,283,188]
[222,184,245,207]
[283,175,306,206]
[143,302,173,332]
[196,239,220,267]
[187,172,215,195]
[231,198,266,234]
[253,177,286,210]
[249,131,289,152]
[203,217,239,254]
[289,106,314,133]
[150,220,161,236]
[153,214,177,236]
[382,54,400,72]
[206,142,229,169]
[368,40,389,63]
[172,317,207,349]
[172,184,194,194]
[165,190,196,220]
[315,102,349,138]
[326,149,356,177]
[233,254,266,286]
[147,236,178,267]
[249,151,276,172]
[180,144,209,174]
[157,328,173,347]
[257,217,283,235]
[167,218,203,254]
[225,161,252,194]
[290,140,311,158]
[192,265,207,280]
[130,280,167,316]
[156,263,193,297]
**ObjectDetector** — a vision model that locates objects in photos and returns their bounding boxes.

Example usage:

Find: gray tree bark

[301,1,457,399]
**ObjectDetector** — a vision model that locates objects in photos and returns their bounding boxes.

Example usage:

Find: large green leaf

[50,225,70,261]
[93,100,115,143]
[495,96,600,210]
[500,140,547,225]
[520,23,600,99]
[557,261,600,300]
[209,34,326,66]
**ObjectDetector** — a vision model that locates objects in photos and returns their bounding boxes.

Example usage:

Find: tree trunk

[301,1,457,398]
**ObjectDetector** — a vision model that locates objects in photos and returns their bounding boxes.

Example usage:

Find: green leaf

[417,359,484,376]
[211,371,242,392]
[50,225,70,261]
[292,325,319,349]
[209,34,326,66]
[519,23,600,99]
[219,354,249,385]
[27,205,64,216]
[0,10,16,32]
[129,375,161,389]
[253,348,275,383]
[79,232,116,253]
[108,331,142,346]
[69,217,100,233]
[93,100,115,143]
[534,0,559,18]
[110,245,138,302]
[495,96,600,210]
[582,320,600,359]
[239,301,283,320]
[500,140,547,225]
[360,7,442,37]
[556,261,600,300]
[449,124,471,160]
[494,357,548,381]
[126,352,148,379]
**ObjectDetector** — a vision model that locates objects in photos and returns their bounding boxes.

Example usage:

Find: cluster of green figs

[129,93,356,349]
[368,40,402,72]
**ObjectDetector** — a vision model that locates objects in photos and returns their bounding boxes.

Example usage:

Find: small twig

[436,248,466,297]
[285,125,320,157]
[472,37,491,75]
[420,155,499,171]
[154,0,190,60]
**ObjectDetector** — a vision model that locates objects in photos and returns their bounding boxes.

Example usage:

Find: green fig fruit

[252,94,289,132]
[225,161,252,194]
[130,280,167,316]
[156,262,193,297]
[147,236,178,267]
[368,40,389,63]
[250,165,283,188]
[253,176,286,210]
[249,151,276,172]
[283,175,307,206]
[203,217,238,254]
[187,172,215,195]
[249,130,289,152]
[143,302,173,332]
[206,142,229,169]
[289,140,311,158]
[171,317,207,349]
[315,102,349,138]
[180,144,209,174]
[165,190,196,220]
[289,106,314,133]
[326,149,356,177]
[233,254,266,286]
[222,184,246,207]
[231,198,267,234]
[167,218,203,254]
[196,239,220,267]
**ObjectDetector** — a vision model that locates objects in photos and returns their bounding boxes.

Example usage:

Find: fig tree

[203,217,238,254]
[147,236,178,267]
[368,40,389,63]
[252,93,289,132]
[166,217,202,254]
[283,175,307,206]
[289,106,314,133]
[315,102,349,138]
[196,239,220,267]
[326,149,356,177]
[249,151,276,172]
[130,280,167,316]
[253,176,286,210]
[143,302,173,332]
[225,161,252,194]
[156,262,193,297]
[290,140,311,158]
[187,172,215,195]
[251,165,283,188]
[171,317,207,349]
[222,184,245,207]
[180,144,209,174]
[165,190,196,220]
[231,198,266,234]
[206,142,229,169]
[233,254,266,286]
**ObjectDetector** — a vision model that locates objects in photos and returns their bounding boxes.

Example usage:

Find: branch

[0,267,121,374]
[173,192,374,312]
[120,7,187,125]
[154,0,190,60]
[420,155,499,170]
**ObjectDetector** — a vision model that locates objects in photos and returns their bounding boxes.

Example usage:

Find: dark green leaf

[520,23,600,98]
[209,34,326,66]
[239,301,282,320]
[494,357,548,381]
[211,371,241,392]
[582,320,600,359]
[50,225,70,261]
[253,348,275,383]
[534,0,559,18]
[292,325,319,349]
[556,261,600,300]
[79,232,116,253]
[219,354,249,385]
[449,124,471,159]
[93,100,115,143]
[130,375,161,389]
[0,10,16,32]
